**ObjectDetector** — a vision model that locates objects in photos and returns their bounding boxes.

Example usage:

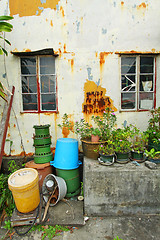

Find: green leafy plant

[75,118,92,139]
[0,15,13,55]
[145,107,160,145]
[0,15,13,101]
[112,125,133,153]
[91,127,101,137]
[131,125,148,153]
[3,220,12,231]
[58,113,74,132]
[29,224,70,240]
[92,107,117,141]
[113,236,123,240]
[0,173,14,216]
[0,160,21,216]
[97,139,115,155]
[145,148,160,160]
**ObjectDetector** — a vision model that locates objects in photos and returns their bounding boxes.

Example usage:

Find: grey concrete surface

[84,157,160,216]
[1,213,160,240]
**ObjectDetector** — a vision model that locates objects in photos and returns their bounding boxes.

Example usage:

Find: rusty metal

[0,86,15,169]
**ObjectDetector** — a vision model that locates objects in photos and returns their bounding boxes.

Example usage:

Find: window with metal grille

[121,55,156,110]
[21,56,57,112]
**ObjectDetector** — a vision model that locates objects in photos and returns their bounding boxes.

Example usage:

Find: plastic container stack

[50,138,82,197]
[33,124,53,164]
[25,124,53,190]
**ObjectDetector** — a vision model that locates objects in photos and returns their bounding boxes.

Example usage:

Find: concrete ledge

[84,157,160,216]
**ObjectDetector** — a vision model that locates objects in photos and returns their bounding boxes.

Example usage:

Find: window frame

[120,54,156,111]
[20,55,58,113]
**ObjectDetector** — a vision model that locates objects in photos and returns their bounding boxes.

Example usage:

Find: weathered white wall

[0,0,160,155]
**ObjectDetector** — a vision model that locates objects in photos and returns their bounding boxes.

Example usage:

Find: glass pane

[21,58,36,74]
[40,75,56,93]
[40,57,55,74]
[139,92,154,109]
[41,94,56,110]
[22,94,38,110]
[22,76,37,93]
[121,75,136,91]
[140,75,153,91]
[121,57,136,74]
[140,57,153,73]
[121,93,135,109]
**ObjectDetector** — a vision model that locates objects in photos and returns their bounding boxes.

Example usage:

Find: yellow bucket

[8,168,40,213]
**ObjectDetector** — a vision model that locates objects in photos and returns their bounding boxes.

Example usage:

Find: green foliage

[29,224,70,240]
[145,148,160,160]
[4,220,12,230]
[0,15,13,101]
[113,236,123,240]
[0,160,21,216]
[92,107,117,141]
[0,173,14,216]
[75,118,92,139]
[58,113,74,132]
[0,15,13,55]
[112,124,133,153]
[91,127,101,136]
[75,108,117,141]
[97,139,115,155]
[145,107,160,145]
[131,125,148,152]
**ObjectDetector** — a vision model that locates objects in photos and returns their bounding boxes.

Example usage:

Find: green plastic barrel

[56,168,80,197]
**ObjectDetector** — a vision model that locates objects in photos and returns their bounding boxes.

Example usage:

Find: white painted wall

[0,0,160,155]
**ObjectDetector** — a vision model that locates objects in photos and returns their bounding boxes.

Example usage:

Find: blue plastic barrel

[51,138,81,170]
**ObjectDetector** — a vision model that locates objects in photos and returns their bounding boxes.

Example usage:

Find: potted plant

[96,139,115,164]
[145,148,160,164]
[145,107,160,151]
[75,118,102,160]
[58,113,74,138]
[112,125,132,163]
[91,127,101,142]
[130,126,148,162]
[75,108,117,160]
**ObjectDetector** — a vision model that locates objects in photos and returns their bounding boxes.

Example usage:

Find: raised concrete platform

[84,157,160,216]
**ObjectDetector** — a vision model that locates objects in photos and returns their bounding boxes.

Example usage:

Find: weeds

[29,224,70,240]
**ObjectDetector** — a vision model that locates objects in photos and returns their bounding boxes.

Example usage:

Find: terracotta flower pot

[91,135,100,142]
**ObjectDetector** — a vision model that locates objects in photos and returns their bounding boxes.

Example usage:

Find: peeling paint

[50,20,53,27]
[87,67,93,81]
[82,80,117,115]
[9,0,60,17]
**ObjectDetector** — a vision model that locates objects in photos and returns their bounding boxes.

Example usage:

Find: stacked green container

[33,125,53,164]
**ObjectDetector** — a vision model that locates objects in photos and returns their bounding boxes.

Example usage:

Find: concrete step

[84,157,160,216]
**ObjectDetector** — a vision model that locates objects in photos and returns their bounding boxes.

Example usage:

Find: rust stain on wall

[115,50,160,54]
[64,44,67,53]
[50,20,53,27]
[68,58,74,72]
[82,80,117,115]
[99,52,113,83]
[137,2,148,9]
[60,6,65,17]
[9,0,60,17]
